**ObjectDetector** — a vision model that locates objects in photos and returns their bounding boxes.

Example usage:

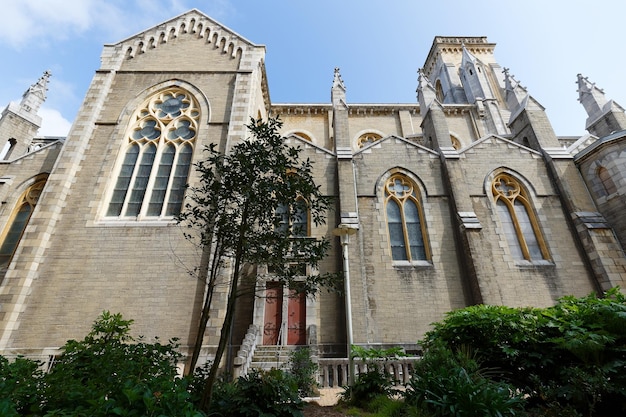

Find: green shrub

[404,342,525,417]
[422,288,626,415]
[288,346,319,397]
[42,311,203,417]
[209,368,304,417]
[341,346,402,409]
[0,355,44,415]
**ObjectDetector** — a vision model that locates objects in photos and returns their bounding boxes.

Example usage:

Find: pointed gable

[101,9,264,73]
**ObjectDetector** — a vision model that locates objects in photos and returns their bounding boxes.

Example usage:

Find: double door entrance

[262,282,306,345]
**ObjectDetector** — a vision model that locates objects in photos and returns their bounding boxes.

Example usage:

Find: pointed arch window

[276,197,309,237]
[385,174,429,261]
[492,173,549,261]
[106,88,198,219]
[435,80,444,102]
[597,166,617,196]
[0,177,46,269]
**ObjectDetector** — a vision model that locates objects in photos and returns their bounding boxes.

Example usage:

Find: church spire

[503,67,529,112]
[417,68,438,113]
[331,67,346,105]
[576,73,626,136]
[19,70,51,115]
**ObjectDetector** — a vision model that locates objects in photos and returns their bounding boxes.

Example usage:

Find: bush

[423,288,626,415]
[288,346,319,397]
[404,342,525,416]
[0,355,44,415]
[208,368,303,417]
[340,346,402,409]
[42,311,203,417]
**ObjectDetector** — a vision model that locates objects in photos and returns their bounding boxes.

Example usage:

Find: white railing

[318,357,419,388]
[232,324,260,379]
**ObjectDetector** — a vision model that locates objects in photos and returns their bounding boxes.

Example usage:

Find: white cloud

[38,107,72,137]
[1,1,90,48]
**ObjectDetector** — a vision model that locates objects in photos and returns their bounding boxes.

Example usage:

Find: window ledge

[392,260,433,269]
[90,218,177,227]
[514,259,554,269]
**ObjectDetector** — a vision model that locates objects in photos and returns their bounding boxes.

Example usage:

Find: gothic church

[1,9,625,371]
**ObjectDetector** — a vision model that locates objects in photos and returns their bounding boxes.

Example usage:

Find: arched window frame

[597,166,617,196]
[356,131,383,149]
[276,196,310,238]
[435,79,444,102]
[0,175,47,269]
[384,173,430,262]
[105,87,199,220]
[491,172,550,261]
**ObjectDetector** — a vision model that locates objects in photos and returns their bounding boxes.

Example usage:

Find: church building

[1,9,625,372]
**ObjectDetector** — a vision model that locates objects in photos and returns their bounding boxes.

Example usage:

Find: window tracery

[357,132,382,148]
[385,174,429,261]
[106,87,198,219]
[0,176,46,269]
[492,173,549,261]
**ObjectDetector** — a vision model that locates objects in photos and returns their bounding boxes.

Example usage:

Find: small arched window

[385,174,429,261]
[0,176,46,269]
[435,80,444,102]
[492,173,549,261]
[106,87,198,219]
[451,135,461,150]
[357,132,382,148]
[597,166,617,196]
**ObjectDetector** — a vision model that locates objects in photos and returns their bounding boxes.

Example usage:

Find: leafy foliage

[41,311,203,417]
[288,346,319,397]
[422,288,626,415]
[177,117,338,409]
[0,355,44,415]
[404,342,525,417]
[208,369,304,417]
[341,346,402,408]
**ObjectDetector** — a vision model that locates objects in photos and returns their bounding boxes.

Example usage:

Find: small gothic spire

[417,68,438,112]
[576,73,607,117]
[503,67,528,112]
[20,70,51,114]
[332,67,346,91]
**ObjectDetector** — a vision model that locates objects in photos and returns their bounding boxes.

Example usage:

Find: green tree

[177,117,337,410]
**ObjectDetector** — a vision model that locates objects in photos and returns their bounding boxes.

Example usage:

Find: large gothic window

[106,88,198,219]
[276,197,309,237]
[385,174,429,261]
[492,173,549,261]
[0,177,46,269]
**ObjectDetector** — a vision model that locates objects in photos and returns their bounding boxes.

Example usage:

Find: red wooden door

[263,282,283,345]
[287,290,306,345]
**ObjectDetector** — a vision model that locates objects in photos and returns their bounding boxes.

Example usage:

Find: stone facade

[1,10,625,369]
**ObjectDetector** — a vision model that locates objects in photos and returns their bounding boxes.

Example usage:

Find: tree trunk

[199,206,249,411]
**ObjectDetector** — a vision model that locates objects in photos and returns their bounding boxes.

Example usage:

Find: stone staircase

[249,345,296,372]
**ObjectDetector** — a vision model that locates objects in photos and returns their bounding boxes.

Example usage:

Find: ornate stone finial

[576,73,610,119]
[332,67,346,90]
[503,68,529,113]
[19,70,51,114]
[417,68,438,112]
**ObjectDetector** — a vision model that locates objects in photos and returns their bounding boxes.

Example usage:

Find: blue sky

[1,0,624,137]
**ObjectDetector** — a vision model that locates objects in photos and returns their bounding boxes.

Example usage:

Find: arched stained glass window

[106,87,198,219]
[0,177,46,269]
[385,174,429,261]
[492,173,549,261]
